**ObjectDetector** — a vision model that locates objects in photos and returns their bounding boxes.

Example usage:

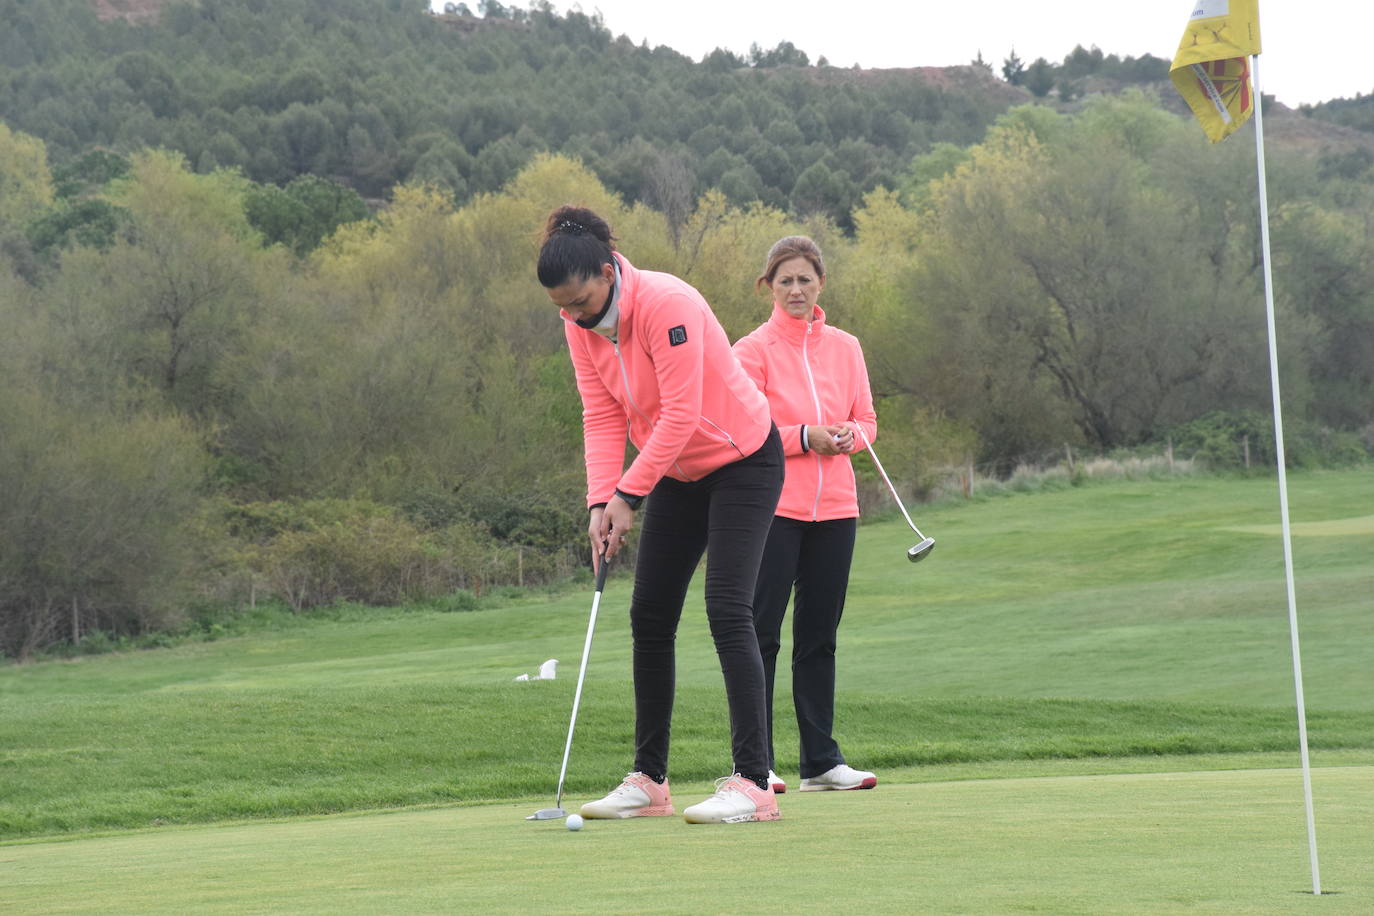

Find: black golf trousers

[630,426,783,785]
[752,514,857,778]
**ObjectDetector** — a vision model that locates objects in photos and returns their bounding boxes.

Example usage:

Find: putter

[527,550,611,820]
[853,425,935,563]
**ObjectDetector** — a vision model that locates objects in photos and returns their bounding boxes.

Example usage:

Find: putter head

[526,807,567,820]
[908,537,935,563]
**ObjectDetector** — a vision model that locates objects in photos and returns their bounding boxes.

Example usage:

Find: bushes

[2,479,584,658]
[255,512,453,611]
[1168,410,1371,470]
[0,387,207,659]
[210,498,579,613]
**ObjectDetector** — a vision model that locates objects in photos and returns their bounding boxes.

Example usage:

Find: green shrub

[1167,410,1372,470]
[257,512,450,611]
[425,590,481,613]
[0,386,207,659]
[400,484,585,552]
[218,500,581,611]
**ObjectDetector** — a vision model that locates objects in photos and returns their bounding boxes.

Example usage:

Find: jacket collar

[610,251,638,336]
[767,301,828,344]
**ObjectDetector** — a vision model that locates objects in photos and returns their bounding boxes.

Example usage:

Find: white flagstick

[1250,54,1321,897]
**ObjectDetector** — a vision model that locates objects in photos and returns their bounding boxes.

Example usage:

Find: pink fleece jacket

[732,303,876,522]
[565,252,773,507]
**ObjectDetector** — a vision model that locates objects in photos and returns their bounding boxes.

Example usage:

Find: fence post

[1243,434,1251,469]
[1166,436,1174,472]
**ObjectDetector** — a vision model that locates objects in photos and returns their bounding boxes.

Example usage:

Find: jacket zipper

[614,339,654,434]
[802,321,824,521]
[701,416,745,458]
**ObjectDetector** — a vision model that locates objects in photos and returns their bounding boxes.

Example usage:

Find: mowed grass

[4,767,1372,914]
[1,469,1371,843]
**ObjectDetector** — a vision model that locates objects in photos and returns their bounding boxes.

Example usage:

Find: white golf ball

[566,814,583,831]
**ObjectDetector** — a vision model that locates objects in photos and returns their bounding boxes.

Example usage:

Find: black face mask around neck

[574,275,617,330]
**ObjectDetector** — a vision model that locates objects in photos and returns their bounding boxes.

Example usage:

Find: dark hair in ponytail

[537,206,617,287]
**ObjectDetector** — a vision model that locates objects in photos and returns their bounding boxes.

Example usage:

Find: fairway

[4,766,1371,914]
[1222,514,1374,537]
[2,470,1372,911]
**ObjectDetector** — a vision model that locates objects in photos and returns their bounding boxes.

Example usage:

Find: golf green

[4,766,1369,914]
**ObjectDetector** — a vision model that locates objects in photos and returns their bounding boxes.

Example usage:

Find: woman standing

[537,205,784,824]
[733,235,878,793]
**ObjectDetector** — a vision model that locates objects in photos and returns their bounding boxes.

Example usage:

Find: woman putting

[538,206,784,824]
[733,235,879,794]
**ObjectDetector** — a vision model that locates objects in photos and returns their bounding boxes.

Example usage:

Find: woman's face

[769,255,824,320]
[547,262,615,324]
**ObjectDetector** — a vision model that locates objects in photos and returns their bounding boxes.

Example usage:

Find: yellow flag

[1170,0,1263,142]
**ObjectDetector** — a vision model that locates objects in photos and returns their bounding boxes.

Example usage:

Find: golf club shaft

[553,554,609,810]
[853,424,927,539]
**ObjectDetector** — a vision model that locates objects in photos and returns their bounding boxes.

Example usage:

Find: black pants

[752,514,857,778]
[630,426,783,784]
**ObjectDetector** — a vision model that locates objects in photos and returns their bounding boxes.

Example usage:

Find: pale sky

[432,1,1373,108]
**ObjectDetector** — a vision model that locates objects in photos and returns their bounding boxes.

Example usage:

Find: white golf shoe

[767,770,787,794]
[682,774,780,824]
[579,772,675,818]
[799,763,877,791]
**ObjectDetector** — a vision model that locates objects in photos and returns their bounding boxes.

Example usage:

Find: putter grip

[594,552,610,591]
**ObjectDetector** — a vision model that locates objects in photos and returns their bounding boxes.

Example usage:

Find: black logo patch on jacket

[668,325,688,346]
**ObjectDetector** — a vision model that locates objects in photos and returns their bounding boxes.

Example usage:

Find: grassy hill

[2,469,1370,841]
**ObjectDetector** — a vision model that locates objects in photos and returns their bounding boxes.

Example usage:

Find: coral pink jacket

[733,303,876,521]
[565,252,773,507]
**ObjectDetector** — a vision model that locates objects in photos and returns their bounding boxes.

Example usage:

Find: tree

[907,102,1269,459]
[27,198,127,259]
[95,151,267,414]
[1060,45,1104,80]
[703,47,745,72]
[113,52,183,118]
[0,386,206,659]
[717,164,764,206]
[245,175,370,257]
[277,103,336,175]
[51,149,131,200]
[751,41,810,68]
[643,150,696,245]
[671,190,795,339]
[0,123,53,230]
[1057,78,1084,103]
[224,161,619,501]
[791,160,857,226]
[1273,196,1374,429]
[746,140,795,194]
[1002,50,1025,85]
[898,142,970,209]
[1024,58,1056,98]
